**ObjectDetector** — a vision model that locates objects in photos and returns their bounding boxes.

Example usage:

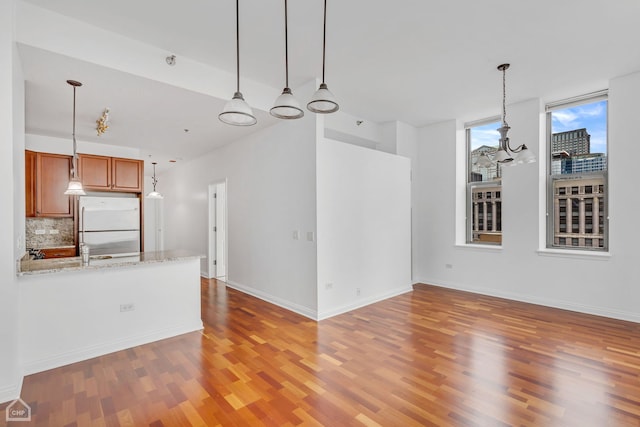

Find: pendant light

[64,79,86,196]
[270,0,304,119]
[307,0,339,114]
[219,0,257,126]
[494,64,536,165]
[146,162,163,199]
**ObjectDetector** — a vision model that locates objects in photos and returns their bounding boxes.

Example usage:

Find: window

[466,119,502,245]
[547,92,608,251]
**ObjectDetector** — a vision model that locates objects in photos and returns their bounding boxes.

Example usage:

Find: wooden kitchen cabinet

[28,152,74,217]
[112,157,143,192]
[40,247,77,258]
[78,154,143,192]
[25,150,37,217]
[78,154,111,190]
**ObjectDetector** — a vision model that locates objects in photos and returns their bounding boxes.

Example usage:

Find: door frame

[208,180,228,279]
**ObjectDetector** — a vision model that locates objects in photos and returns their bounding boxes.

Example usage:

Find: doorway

[208,181,227,280]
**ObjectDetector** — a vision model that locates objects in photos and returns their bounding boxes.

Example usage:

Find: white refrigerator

[79,196,141,256]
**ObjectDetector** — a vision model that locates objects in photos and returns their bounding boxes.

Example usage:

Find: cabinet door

[112,158,143,192]
[25,150,36,217]
[36,153,73,217]
[40,247,76,258]
[79,154,112,190]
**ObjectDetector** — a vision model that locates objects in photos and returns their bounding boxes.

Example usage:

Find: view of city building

[468,123,606,249]
[551,128,590,155]
[470,183,502,244]
[550,128,607,249]
[469,136,502,244]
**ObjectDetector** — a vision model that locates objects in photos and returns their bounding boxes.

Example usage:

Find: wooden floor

[3,280,640,426]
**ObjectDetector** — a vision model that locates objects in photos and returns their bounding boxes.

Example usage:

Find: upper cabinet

[77,154,111,190]
[25,150,36,217]
[112,157,143,192]
[78,154,143,192]
[25,151,73,217]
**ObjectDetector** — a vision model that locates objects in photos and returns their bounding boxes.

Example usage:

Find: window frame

[465,117,502,246]
[545,91,609,252]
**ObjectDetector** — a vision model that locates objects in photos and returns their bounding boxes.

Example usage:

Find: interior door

[215,183,226,278]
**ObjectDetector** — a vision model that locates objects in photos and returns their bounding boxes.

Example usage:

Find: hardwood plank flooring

[3,281,640,426]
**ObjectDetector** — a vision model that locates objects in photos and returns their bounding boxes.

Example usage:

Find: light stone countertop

[17,249,204,276]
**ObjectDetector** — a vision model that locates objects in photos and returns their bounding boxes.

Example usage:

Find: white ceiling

[18,0,640,173]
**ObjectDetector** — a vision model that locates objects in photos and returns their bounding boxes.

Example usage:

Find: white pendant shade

[146,161,163,199]
[219,92,257,126]
[146,191,163,199]
[307,83,339,114]
[64,178,86,195]
[271,88,304,119]
[495,147,513,164]
[476,152,493,168]
[517,145,536,164]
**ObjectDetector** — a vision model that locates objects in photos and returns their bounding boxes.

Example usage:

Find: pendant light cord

[152,163,158,191]
[235,0,240,93]
[72,84,78,178]
[284,0,289,88]
[502,66,507,126]
[321,0,327,84]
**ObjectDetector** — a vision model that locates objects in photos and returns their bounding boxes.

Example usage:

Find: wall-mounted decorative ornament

[96,108,110,136]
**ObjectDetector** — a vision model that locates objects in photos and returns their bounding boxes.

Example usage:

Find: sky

[470,100,607,154]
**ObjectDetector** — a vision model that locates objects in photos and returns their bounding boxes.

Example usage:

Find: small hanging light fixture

[270,0,304,119]
[219,0,257,126]
[146,162,163,199]
[307,0,339,114]
[64,79,86,196]
[494,64,536,165]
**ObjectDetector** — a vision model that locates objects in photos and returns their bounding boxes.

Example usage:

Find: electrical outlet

[445,263,453,269]
[326,282,333,290]
[35,229,45,235]
[293,230,300,240]
[356,288,361,296]
[120,303,135,312]
[307,231,315,242]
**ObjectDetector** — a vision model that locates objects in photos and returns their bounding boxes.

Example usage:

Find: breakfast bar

[17,250,204,375]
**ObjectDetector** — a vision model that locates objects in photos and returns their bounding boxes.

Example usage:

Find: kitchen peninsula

[17,250,204,376]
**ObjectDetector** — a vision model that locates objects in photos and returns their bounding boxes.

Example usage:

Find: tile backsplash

[26,218,74,248]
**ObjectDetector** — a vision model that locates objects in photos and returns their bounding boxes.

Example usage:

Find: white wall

[19,259,202,374]
[0,0,23,404]
[15,1,276,112]
[414,76,640,323]
[161,103,319,319]
[317,138,412,319]
[25,133,141,159]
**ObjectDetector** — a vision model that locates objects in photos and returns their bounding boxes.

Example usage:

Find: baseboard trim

[21,321,204,376]
[317,285,413,320]
[225,280,318,320]
[415,278,640,324]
